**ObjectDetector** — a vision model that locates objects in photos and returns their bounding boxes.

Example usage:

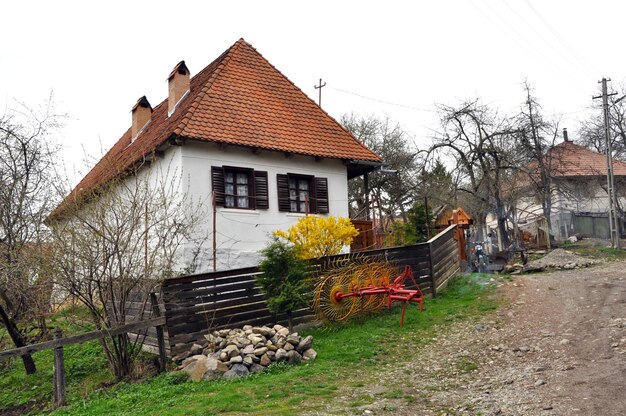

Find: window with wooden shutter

[277,174,291,212]
[314,177,329,213]
[211,166,268,210]
[211,166,225,206]
[254,171,269,209]
[277,173,329,214]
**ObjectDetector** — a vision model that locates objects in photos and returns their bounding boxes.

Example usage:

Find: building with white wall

[51,38,382,272]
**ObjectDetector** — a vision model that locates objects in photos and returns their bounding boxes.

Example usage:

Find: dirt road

[333,261,626,415]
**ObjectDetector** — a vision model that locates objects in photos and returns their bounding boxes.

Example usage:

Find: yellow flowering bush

[273,215,359,259]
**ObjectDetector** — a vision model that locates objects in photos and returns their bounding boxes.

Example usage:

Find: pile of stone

[525,248,600,271]
[177,324,317,381]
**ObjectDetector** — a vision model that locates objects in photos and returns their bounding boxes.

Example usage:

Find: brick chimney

[563,127,569,142]
[168,61,190,115]
[131,96,152,141]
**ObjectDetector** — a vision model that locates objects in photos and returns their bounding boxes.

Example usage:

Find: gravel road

[327,261,626,415]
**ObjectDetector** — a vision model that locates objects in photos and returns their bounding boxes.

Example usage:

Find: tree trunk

[0,303,36,374]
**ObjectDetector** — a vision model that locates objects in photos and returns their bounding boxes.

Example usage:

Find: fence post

[52,328,66,406]
[150,292,167,373]
[428,238,436,298]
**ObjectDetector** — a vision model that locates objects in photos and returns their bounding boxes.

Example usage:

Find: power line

[522,0,601,76]
[328,86,436,113]
[469,0,585,91]
[502,0,596,79]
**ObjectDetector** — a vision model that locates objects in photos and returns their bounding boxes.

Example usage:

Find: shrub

[258,238,310,331]
[274,216,359,259]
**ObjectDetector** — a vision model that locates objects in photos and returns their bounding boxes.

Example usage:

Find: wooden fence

[0,293,166,407]
[162,267,314,357]
[161,224,460,357]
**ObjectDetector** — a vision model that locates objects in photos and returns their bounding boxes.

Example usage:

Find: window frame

[212,166,269,210]
[287,174,314,213]
[222,166,255,210]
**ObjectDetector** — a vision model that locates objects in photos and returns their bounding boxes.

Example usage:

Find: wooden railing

[0,293,166,407]
[161,224,460,356]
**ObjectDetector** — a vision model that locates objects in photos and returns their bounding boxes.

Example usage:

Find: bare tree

[50,161,206,379]
[577,81,626,160]
[0,100,61,374]
[341,114,419,224]
[430,100,520,248]
[514,81,561,234]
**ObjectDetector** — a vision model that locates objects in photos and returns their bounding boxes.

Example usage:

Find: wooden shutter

[211,166,225,206]
[277,174,291,212]
[254,171,269,209]
[314,177,329,213]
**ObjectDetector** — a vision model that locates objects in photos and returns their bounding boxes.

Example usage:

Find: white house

[51,38,382,271]
[513,134,626,241]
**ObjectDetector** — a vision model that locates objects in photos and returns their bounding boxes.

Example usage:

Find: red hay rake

[313,262,424,326]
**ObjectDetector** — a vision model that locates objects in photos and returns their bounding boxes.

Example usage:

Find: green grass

[0,305,112,414]
[559,240,626,261]
[1,274,499,415]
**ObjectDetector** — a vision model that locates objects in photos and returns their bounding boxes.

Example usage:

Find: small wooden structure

[448,208,473,261]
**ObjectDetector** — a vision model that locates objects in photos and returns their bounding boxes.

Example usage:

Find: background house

[52,39,382,272]
[515,136,626,241]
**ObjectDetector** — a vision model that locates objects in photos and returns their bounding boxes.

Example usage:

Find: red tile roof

[52,39,381,219]
[547,140,626,177]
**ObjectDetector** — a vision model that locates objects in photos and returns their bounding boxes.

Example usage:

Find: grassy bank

[1,274,499,415]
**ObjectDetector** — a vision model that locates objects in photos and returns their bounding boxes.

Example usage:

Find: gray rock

[224,345,240,358]
[181,354,204,369]
[286,333,300,345]
[182,355,208,382]
[202,357,229,380]
[223,363,249,379]
[535,379,546,386]
[242,355,254,366]
[260,353,271,366]
[519,346,530,353]
[219,351,228,362]
[287,350,302,364]
[267,344,278,352]
[243,325,253,331]
[559,338,570,345]
[242,344,255,355]
[254,347,268,356]
[277,327,290,336]
[275,337,287,348]
[250,363,265,373]
[303,348,317,361]
[252,326,273,337]
[172,350,190,363]
[266,350,276,360]
[284,342,295,351]
[188,343,203,355]
[275,348,288,362]
[296,335,313,352]
[229,355,243,364]
[248,336,264,346]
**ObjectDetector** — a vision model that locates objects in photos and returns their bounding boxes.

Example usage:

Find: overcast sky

[1,0,623,188]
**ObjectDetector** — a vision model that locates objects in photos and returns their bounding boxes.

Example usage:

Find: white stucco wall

[177,142,350,272]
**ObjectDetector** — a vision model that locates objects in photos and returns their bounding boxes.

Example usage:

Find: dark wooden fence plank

[0,317,165,360]
[161,225,461,356]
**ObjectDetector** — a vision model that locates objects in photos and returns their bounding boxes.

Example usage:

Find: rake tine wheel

[315,271,357,321]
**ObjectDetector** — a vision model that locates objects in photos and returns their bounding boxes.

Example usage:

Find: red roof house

[52,38,382,271]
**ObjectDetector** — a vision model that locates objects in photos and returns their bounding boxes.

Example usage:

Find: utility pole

[593,78,621,248]
[314,78,326,107]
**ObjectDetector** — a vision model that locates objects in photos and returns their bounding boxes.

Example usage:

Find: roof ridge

[237,42,378,160]
[174,38,247,136]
